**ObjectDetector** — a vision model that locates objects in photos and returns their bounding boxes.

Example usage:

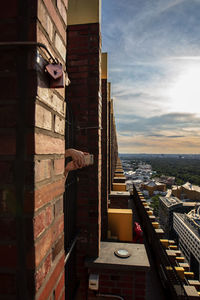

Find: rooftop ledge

[85,241,150,271]
[109,191,130,197]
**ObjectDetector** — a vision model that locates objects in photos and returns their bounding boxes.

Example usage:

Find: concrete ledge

[113,176,126,183]
[179,262,190,271]
[85,241,150,271]
[183,285,199,299]
[112,183,126,191]
[188,280,200,290]
[109,191,130,198]
[155,228,164,238]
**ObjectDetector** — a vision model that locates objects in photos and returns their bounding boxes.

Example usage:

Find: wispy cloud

[102,0,200,153]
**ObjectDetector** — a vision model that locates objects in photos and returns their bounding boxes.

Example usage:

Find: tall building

[174,211,200,280]
[159,196,183,238]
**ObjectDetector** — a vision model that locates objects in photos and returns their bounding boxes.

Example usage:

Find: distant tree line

[143,157,200,186]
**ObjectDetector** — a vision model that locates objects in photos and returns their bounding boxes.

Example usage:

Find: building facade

[174,212,200,280]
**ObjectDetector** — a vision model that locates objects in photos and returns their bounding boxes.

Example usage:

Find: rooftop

[159,196,182,208]
[182,182,200,193]
[86,241,150,271]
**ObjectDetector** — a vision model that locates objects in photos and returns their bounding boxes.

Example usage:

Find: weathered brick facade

[88,269,147,300]
[0,1,67,299]
[67,20,102,299]
[101,54,109,240]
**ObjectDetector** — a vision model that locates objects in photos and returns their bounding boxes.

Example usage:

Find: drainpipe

[0,41,58,63]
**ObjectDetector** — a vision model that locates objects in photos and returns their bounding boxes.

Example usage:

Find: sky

[101,0,200,154]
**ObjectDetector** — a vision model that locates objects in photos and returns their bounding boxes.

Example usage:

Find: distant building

[159,175,175,187]
[174,211,200,280]
[159,196,183,238]
[172,182,200,201]
[159,196,197,239]
[141,180,166,197]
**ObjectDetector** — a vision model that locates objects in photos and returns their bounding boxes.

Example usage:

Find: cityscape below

[120,153,200,282]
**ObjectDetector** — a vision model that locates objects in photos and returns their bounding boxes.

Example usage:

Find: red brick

[33,205,53,239]
[37,253,65,300]
[62,0,68,10]
[46,205,54,227]
[70,72,89,79]
[68,31,78,38]
[0,244,17,268]
[68,38,88,49]
[35,159,52,182]
[35,179,64,210]
[35,133,65,154]
[42,0,66,42]
[60,290,65,300]
[35,253,52,291]
[54,197,63,217]
[52,234,64,261]
[24,178,65,212]
[54,158,64,176]
[27,227,52,268]
[57,0,67,25]
[55,271,64,299]
[35,104,52,131]
[69,59,88,67]
[68,24,89,31]
[52,214,64,243]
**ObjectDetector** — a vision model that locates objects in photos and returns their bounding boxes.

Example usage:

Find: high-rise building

[159,196,183,238]
[174,211,200,280]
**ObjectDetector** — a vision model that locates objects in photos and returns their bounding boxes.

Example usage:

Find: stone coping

[85,241,150,271]
[109,191,130,197]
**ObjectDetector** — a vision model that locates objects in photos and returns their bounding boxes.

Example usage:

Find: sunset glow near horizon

[102,0,200,154]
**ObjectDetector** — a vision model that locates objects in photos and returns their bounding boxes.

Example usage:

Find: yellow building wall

[112,183,126,191]
[108,209,133,242]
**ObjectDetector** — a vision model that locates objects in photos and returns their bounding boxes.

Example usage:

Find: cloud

[118,134,200,154]
[116,113,200,140]
[102,0,200,153]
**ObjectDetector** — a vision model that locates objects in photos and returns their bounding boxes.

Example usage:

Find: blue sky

[101,0,200,153]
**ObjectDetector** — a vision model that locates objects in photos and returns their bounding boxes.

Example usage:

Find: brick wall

[88,269,147,300]
[67,22,102,299]
[109,195,129,209]
[101,79,108,240]
[0,0,67,298]
[109,100,118,189]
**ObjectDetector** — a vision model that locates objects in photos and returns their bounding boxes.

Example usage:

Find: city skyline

[102,0,200,154]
